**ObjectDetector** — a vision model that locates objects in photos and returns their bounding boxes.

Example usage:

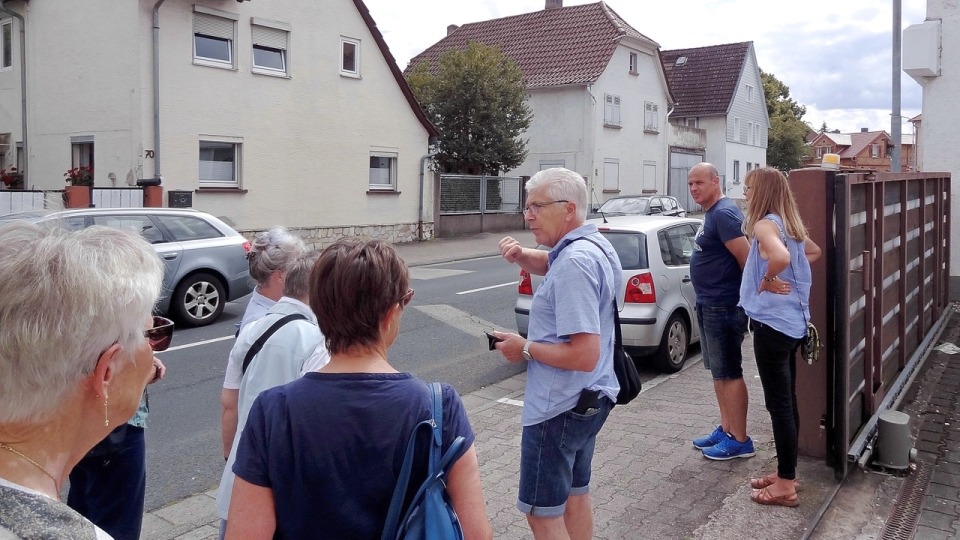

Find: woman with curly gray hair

[0,222,169,538]
[238,226,307,333]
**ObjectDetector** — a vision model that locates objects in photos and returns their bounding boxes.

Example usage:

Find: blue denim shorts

[517,396,613,517]
[696,304,748,380]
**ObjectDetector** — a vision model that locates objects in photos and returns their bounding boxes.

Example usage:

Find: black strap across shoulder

[240,313,308,375]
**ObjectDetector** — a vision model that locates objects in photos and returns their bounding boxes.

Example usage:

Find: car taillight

[242,241,252,253]
[624,272,656,303]
[518,269,532,295]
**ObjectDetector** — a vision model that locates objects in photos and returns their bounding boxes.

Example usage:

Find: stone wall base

[240,222,435,250]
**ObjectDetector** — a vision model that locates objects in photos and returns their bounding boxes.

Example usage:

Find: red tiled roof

[660,42,751,117]
[352,0,438,137]
[404,2,658,88]
[840,131,889,158]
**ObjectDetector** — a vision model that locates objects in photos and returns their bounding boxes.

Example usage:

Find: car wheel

[172,272,225,327]
[653,313,689,373]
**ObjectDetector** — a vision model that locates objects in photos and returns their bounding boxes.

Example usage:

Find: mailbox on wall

[168,190,193,208]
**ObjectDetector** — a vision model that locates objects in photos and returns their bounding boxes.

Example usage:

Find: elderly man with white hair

[492,167,622,540]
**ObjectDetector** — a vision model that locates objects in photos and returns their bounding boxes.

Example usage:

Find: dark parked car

[0,208,253,327]
[589,195,686,219]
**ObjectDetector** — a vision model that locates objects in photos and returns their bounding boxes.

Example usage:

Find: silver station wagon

[515,215,702,372]
[0,208,253,327]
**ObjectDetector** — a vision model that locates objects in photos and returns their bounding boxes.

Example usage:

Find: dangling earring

[103,397,109,427]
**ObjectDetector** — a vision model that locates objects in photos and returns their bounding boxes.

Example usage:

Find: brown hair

[743,167,808,241]
[309,238,409,355]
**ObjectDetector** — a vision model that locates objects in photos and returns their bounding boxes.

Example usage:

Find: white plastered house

[404,0,674,211]
[903,1,960,300]
[0,0,438,242]
[661,42,770,209]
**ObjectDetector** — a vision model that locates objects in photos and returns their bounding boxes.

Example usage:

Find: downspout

[664,104,675,194]
[152,0,166,182]
[0,1,27,183]
[417,145,439,241]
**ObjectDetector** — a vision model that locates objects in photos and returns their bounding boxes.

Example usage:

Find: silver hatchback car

[514,215,702,372]
[0,208,253,327]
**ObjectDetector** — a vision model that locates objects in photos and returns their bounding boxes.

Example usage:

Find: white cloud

[364,0,927,134]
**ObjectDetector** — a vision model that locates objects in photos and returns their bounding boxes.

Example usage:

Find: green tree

[761,69,810,171]
[407,42,533,175]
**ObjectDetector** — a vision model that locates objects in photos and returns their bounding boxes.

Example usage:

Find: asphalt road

[142,254,672,511]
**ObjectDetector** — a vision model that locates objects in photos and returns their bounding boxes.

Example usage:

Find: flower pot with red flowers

[64,166,94,187]
[1,167,24,189]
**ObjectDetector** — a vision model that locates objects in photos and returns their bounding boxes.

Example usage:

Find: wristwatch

[522,340,534,361]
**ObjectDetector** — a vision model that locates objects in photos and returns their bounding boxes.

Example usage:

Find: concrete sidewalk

[139,229,957,539]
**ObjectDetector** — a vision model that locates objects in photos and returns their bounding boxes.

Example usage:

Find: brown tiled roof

[660,42,751,117]
[352,0,438,137]
[841,131,889,158]
[404,2,659,88]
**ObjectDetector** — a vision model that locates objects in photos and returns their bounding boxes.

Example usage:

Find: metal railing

[439,175,523,215]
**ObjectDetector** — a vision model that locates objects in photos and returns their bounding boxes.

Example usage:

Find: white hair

[0,222,164,423]
[526,168,588,221]
[247,226,307,284]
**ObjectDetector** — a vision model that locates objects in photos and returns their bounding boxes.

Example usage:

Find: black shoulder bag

[240,313,308,375]
[572,237,642,405]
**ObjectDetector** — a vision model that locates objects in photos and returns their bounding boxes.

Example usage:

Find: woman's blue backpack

[381,382,466,540]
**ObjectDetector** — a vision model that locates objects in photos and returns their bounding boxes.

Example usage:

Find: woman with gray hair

[238,226,307,333]
[0,222,169,538]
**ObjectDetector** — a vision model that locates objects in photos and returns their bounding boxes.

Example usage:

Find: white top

[216,297,330,518]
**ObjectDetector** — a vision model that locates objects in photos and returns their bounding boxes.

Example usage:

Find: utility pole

[892,0,903,172]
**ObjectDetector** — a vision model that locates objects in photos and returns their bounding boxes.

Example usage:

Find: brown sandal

[751,486,799,507]
[750,474,800,491]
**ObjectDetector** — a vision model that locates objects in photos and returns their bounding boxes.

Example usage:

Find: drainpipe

[0,1,27,183]
[417,146,439,241]
[152,0,166,182]
[664,104,675,194]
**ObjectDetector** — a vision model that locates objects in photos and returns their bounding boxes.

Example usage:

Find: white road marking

[158,335,234,353]
[456,281,517,295]
[497,397,524,407]
[413,304,511,335]
[408,268,472,280]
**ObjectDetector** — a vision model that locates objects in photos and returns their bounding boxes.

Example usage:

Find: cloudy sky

[363,0,927,136]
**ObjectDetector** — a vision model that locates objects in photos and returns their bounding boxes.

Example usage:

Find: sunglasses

[399,288,415,309]
[145,316,175,352]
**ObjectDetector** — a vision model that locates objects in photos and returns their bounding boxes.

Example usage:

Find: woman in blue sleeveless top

[739,168,821,508]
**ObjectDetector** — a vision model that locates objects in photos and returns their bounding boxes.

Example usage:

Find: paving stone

[919,509,959,532]
[913,524,954,539]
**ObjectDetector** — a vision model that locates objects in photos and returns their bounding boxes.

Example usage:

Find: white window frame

[251,19,290,76]
[754,124,761,146]
[746,84,754,102]
[628,52,638,74]
[733,160,740,183]
[733,117,741,142]
[193,7,238,69]
[871,143,881,158]
[749,121,755,144]
[341,37,361,78]
[199,139,241,188]
[539,160,565,170]
[685,117,698,128]
[603,94,621,128]
[602,159,619,192]
[1,20,12,70]
[644,101,659,132]
[369,150,398,191]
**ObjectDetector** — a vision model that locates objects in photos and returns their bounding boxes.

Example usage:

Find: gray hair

[282,250,321,300]
[0,222,164,423]
[526,168,588,221]
[690,162,719,179]
[247,226,307,284]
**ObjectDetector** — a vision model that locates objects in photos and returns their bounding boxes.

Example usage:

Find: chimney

[546,0,562,9]
[447,24,459,36]
[861,127,869,133]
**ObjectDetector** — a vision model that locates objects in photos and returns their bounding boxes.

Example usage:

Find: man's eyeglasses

[145,316,175,352]
[523,200,569,215]
[399,289,415,309]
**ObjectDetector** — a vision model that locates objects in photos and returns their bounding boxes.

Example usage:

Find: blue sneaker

[702,434,756,460]
[692,425,726,450]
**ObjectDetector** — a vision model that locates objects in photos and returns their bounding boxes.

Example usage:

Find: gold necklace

[0,442,61,498]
